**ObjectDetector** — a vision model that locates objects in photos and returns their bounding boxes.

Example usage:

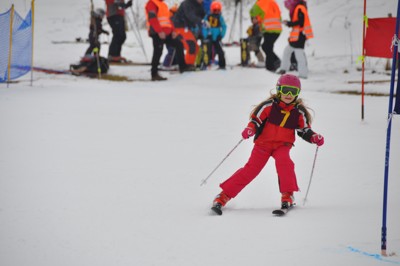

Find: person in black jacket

[172,0,205,66]
[173,0,205,32]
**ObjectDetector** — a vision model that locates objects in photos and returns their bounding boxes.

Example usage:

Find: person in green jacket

[250,0,282,71]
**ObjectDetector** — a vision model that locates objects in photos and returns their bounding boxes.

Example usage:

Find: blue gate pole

[381,0,400,256]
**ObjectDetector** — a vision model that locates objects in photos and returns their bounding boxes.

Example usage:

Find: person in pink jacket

[211,74,324,215]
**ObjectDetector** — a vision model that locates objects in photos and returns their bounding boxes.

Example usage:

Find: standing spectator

[277,0,313,79]
[145,0,188,81]
[250,0,282,71]
[201,1,227,69]
[105,0,132,63]
[82,8,109,61]
[173,0,206,66]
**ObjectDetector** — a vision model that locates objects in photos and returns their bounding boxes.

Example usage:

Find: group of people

[70,0,133,75]
[85,0,133,63]
[145,0,313,80]
[77,0,313,81]
[246,0,313,78]
[145,0,228,80]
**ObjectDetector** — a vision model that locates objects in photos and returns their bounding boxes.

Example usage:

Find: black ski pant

[210,40,226,68]
[261,32,281,71]
[107,15,126,57]
[151,34,186,75]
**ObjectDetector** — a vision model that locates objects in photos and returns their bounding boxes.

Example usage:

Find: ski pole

[303,146,319,206]
[129,6,149,62]
[200,138,243,186]
[90,0,101,79]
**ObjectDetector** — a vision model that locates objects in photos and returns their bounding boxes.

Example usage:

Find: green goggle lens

[277,85,300,96]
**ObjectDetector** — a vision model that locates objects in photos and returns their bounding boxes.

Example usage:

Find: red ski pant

[220,143,299,198]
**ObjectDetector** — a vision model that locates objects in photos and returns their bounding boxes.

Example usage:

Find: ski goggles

[276,85,300,97]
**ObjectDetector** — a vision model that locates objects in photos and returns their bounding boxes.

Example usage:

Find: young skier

[246,16,264,66]
[162,3,179,69]
[82,8,109,61]
[201,1,227,69]
[211,74,324,215]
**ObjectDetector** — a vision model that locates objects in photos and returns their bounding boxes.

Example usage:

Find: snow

[1,0,400,265]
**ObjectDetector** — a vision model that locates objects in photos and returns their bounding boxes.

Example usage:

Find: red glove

[242,127,255,139]
[311,134,324,146]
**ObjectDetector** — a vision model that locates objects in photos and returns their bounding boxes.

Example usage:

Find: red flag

[364,18,396,59]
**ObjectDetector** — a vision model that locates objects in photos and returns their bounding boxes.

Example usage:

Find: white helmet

[93,8,105,18]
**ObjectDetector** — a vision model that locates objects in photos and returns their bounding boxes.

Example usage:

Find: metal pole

[361,0,367,120]
[90,0,102,79]
[381,0,400,256]
[129,7,148,62]
[303,146,319,206]
[7,5,15,87]
[30,0,35,86]
[200,139,243,186]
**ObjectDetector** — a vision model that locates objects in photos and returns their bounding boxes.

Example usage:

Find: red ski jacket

[247,98,315,147]
[106,0,126,17]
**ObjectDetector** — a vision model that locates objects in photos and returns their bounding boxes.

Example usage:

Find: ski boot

[281,192,295,209]
[211,191,231,215]
[151,73,167,81]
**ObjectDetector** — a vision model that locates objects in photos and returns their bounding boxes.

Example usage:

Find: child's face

[280,94,296,104]
[252,17,258,24]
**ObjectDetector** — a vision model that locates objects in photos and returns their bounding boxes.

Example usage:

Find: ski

[32,67,151,82]
[211,203,223,215]
[228,63,264,69]
[109,61,151,66]
[272,204,295,216]
[52,37,109,45]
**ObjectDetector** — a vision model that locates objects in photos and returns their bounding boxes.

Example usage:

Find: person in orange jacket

[145,0,189,81]
[277,0,313,79]
[211,74,324,215]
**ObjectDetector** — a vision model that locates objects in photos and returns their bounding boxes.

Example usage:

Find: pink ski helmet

[284,0,298,10]
[276,74,301,98]
[276,74,301,90]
